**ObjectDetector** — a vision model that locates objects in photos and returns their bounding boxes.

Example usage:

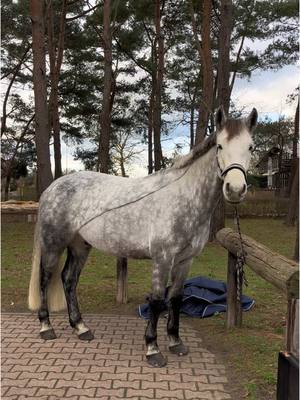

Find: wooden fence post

[286,298,299,357]
[226,251,242,328]
[116,257,128,304]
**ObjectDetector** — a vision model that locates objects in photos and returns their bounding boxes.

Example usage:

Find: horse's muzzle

[223,181,247,204]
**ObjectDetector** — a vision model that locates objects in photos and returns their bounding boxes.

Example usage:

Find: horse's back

[37,169,184,251]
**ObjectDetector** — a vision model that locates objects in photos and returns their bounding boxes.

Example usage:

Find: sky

[60,62,299,177]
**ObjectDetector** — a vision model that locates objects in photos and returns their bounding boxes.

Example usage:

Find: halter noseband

[219,163,247,181]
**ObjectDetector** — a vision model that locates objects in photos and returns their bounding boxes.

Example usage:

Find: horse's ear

[246,108,258,131]
[215,106,226,131]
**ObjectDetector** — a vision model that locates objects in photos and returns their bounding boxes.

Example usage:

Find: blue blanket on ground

[138,276,254,319]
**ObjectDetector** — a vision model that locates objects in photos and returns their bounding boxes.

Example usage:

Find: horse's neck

[184,146,221,213]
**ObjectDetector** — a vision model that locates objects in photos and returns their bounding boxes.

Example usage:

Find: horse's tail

[28,217,67,312]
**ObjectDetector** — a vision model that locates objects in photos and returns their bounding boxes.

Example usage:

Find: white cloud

[232,65,298,119]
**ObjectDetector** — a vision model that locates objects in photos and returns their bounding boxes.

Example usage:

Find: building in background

[256,146,292,193]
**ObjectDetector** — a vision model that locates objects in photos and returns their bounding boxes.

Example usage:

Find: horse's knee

[69,312,81,328]
[147,295,166,317]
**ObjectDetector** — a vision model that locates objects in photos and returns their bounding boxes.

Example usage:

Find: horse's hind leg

[145,262,170,368]
[167,258,192,356]
[62,235,93,341]
[39,251,61,340]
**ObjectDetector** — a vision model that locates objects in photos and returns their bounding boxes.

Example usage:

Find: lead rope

[234,206,248,303]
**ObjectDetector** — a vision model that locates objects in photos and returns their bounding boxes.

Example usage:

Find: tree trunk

[190,0,213,144]
[4,173,11,201]
[3,113,35,201]
[189,84,197,149]
[285,160,299,226]
[98,0,112,173]
[217,0,233,115]
[120,158,126,178]
[210,0,233,240]
[209,196,225,241]
[30,0,53,198]
[287,101,299,196]
[148,90,154,174]
[190,103,195,149]
[47,0,67,179]
[153,0,164,171]
[116,257,128,304]
[294,218,299,262]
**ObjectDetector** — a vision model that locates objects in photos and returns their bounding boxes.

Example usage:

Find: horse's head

[215,106,258,204]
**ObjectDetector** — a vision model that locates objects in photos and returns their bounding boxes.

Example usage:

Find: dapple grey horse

[29,107,257,367]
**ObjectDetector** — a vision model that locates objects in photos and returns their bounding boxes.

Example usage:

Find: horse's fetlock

[69,314,82,328]
[38,309,49,322]
[168,334,182,347]
[167,325,179,336]
[145,334,158,346]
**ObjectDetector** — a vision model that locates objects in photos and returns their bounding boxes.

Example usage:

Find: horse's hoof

[78,330,94,341]
[40,328,57,340]
[146,352,167,367]
[169,342,189,356]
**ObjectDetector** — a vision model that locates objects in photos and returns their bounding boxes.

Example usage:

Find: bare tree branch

[1,45,31,137]
[229,35,245,95]
[66,2,101,22]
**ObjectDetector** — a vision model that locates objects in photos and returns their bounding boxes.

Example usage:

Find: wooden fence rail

[216,228,298,298]
[216,228,298,347]
[216,227,299,400]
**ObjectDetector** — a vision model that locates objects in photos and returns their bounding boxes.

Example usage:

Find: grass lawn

[1,218,297,399]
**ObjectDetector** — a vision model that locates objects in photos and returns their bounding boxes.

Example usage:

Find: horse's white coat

[217,127,253,202]
[78,147,218,262]
[28,108,257,358]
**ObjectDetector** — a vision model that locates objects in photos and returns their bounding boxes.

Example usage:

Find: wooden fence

[1,201,38,222]
[216,228,299,400]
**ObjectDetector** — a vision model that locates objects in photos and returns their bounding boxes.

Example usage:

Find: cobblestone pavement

[1,313,231,400]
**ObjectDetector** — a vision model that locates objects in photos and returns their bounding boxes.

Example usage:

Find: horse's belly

[78,217,150,259]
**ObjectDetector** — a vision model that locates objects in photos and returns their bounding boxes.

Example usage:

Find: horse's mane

[171,133,217,170]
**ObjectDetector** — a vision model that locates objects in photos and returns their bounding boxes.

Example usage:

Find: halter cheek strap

[219,163,247,181]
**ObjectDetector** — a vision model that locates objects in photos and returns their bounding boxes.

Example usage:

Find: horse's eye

[249,145,254,152]
[217,144,223,150]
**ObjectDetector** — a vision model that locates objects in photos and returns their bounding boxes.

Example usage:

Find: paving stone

[155,388,185,399]
[84,379,112,389]
[95,388,125,397]
[1,313,231,399]
[113,379,140,389]
[127,388,154,398]
[141,380,169,390]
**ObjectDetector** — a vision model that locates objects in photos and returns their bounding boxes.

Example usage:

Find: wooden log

[216,228,299,298]
[1,201,39,215]
[116,257,128,304]
[226,251,242,328]
[2,208,38,215]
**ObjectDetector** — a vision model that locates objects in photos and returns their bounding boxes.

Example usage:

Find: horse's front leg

[144,262,170,368]
[167,258,192,356]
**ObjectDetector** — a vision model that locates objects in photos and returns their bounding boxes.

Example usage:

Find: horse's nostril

[239,184,247,196]
[225,182,230,194]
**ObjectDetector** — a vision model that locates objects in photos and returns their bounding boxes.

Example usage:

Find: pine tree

[30,0,53,197]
